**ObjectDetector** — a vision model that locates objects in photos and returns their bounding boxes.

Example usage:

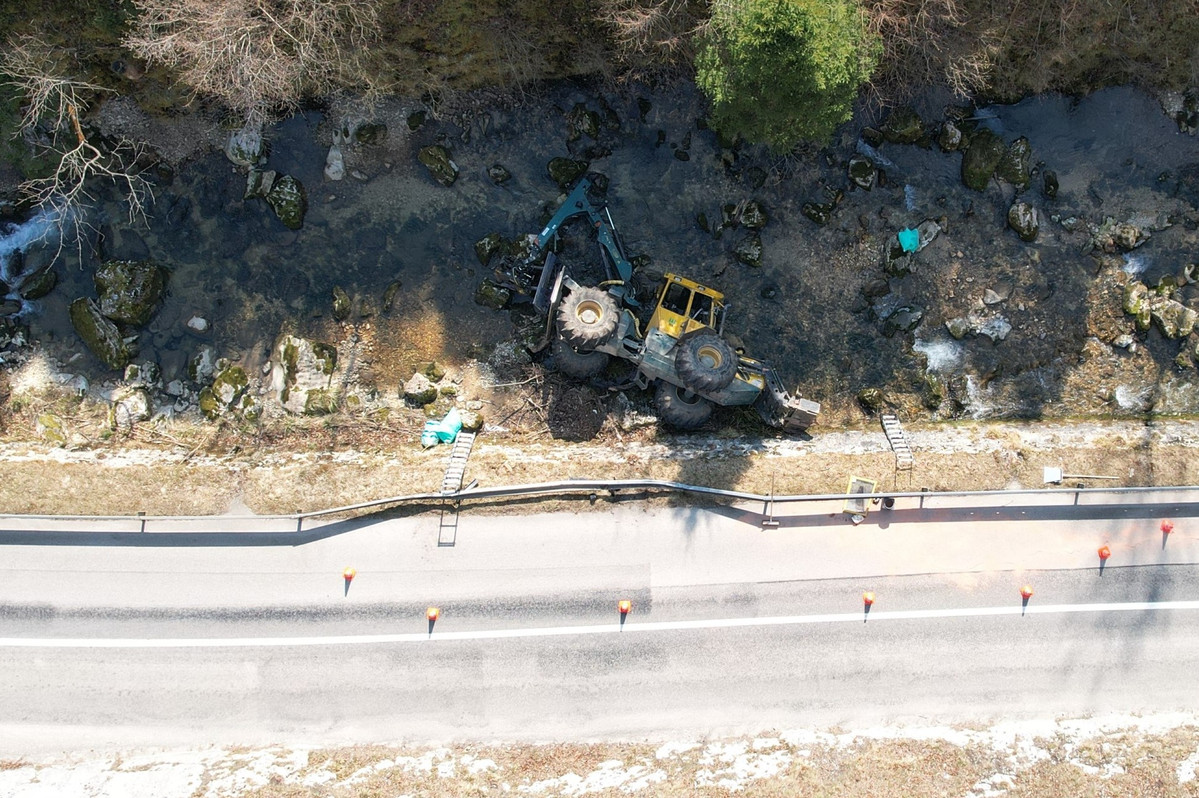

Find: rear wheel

[675,334,738,392]
[557,286,618,350]
[552,334,609,379]
[654,382,713,430]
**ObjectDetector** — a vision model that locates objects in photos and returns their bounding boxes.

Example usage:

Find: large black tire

[675,334,738,393]
[552,335,609,379]
[557,286,618,350]
[655,382,713,430]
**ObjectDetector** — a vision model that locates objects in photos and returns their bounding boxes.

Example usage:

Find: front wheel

[557,286,618,350]
[654,382,713,430]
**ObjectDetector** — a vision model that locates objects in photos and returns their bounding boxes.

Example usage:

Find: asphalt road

[1,491,1198,754]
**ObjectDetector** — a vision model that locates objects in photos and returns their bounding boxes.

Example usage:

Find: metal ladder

[437,431,476,547]
[440,432,477,495]
[880,413,914,471]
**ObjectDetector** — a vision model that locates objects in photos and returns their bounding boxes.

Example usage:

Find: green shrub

[696,0,879,150]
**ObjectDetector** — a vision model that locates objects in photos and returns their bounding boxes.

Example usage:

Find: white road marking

[3,600,1198,648]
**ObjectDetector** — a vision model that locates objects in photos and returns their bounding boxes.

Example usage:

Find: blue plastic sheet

[897,228,920,253]
[421,407,463,447]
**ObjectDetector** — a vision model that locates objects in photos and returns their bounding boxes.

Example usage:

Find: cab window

[660,283,690,315]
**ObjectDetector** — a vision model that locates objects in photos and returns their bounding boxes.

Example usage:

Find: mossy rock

[474,278,511,310]
[1152,299,1198,339]
[382,280,402,314]
[265,175,307,229]
[212,364,248,406]
[487,164,512,184]
[94,260,166,326]
[881,107,924,144]
[244,168,276,200]
[404,372,438,405]
[566,104,600,141]
[733,232,763,267]
[418,145,459,187]
[547,157,588,190]
[275,335,338,414]
[197,386,222,420]
[802,202,834,226]
[303,388,339,415]
[70,297,134,370]
[474,232,504,266]
[422,361,447,381]
[460,409,484,432]
[1007,201,1039,242]
[189,345,218,384]
[354,122,387,145]
[856,387,885,413]
[937,121,963,152]
[848,155,876,190]
[18,263,57,300]
[740,200,768,230]
[961,129,1006,191]
[332,286,351,321]
[35,412,68,446]
[995,136,1032,188]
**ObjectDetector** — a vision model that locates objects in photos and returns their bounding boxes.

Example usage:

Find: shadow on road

[709,501,1199,530]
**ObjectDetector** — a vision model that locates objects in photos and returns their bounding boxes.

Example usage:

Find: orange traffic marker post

[426,606,440,636]
[1162,520,1175,534]
[618,599,632,630]
[1097,545,1111,575]
[1020,584,1033,616]
[343,567,356,596]
[862,591,874,622]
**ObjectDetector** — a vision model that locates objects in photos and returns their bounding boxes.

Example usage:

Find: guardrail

[0,479,1197,532]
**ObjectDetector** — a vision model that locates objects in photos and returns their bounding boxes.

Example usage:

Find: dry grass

[161,726,1199,797]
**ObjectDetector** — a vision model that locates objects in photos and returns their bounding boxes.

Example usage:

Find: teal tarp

[897,228,919,253]
[420,407,463,447]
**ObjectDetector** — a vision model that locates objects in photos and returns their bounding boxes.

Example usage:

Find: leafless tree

[123,0,379,119]
[0,35,151,254]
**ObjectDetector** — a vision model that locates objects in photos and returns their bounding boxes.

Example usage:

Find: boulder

[1007,201,1039,242]
[915,219,941,252]
[244,168,277,200]
[945,317,971,339]
[331,286,351,321]
[848,155,876,190]
[324,141,345,181]
[801,202,834,226]
[1152,299,1198,339]
[937,121,963,152]
[69,297,134,370]
[94,260,166,326]
[273,334,338,415]
[1092,217,1149,252]
[487,164,512,184]
[474,232,504,266]
[189,344,218,384]
[547,157,588,190]
[961,129,1006,191]
[995,136,1032,188]
[856,387,886,413]
[35,412,68,446]
[1042,169,1059,199]
[404,371,438,405]
[418,145,459,187]
[739,200,768,230]
[474,278,511,310]
[17,263,57,300]
[566,103,601,142]
[881,107,924,144]
[265,175,307,229]
[733,232,763,267]
[459,408,485,432]
[109,386,152,428]
[883,305,924,337]
[382,280,402,314]
[224,122,265,166]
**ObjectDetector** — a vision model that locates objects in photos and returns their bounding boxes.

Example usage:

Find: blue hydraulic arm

[511,176,637,312]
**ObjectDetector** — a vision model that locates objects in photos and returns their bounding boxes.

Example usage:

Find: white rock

[187,315,209,333]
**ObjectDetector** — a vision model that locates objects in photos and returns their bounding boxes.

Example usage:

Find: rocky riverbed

[2,80,1199,444]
